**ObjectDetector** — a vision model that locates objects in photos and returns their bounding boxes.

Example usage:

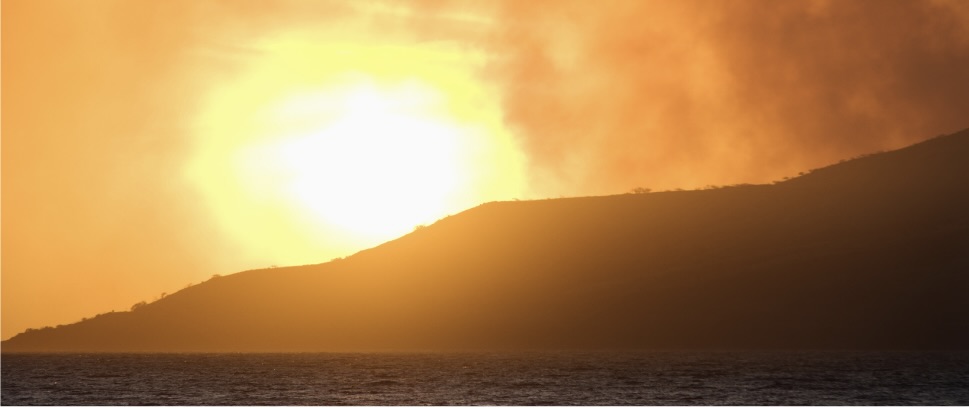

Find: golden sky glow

[3,0,969,339]
[188,36,526,263]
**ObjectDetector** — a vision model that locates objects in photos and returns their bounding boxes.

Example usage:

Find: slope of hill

[4,129,968,352]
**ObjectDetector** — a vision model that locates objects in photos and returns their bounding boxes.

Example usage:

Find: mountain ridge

[4,129,968,352]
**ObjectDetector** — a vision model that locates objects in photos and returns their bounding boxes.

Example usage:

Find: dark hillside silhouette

[4,129,968,352]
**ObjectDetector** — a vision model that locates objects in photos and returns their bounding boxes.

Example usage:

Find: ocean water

[2,351,968,405]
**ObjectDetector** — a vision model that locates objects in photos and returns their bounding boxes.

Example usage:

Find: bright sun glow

[187,35,527,266]
[244,83,468,237]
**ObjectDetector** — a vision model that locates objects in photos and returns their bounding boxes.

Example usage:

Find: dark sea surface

[2,351,968,405]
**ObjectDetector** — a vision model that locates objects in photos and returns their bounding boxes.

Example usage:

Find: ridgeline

[4,129,968,352]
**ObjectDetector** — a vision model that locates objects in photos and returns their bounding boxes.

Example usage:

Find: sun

[247,82,471,238]
[186,37,527,266]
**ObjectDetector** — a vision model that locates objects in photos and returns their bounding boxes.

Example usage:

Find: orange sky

[3,0,969,340]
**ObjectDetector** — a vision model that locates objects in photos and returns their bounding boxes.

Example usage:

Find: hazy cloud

[476,0,969,194]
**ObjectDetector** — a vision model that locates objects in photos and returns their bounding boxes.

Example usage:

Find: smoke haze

[482,0,969,194]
